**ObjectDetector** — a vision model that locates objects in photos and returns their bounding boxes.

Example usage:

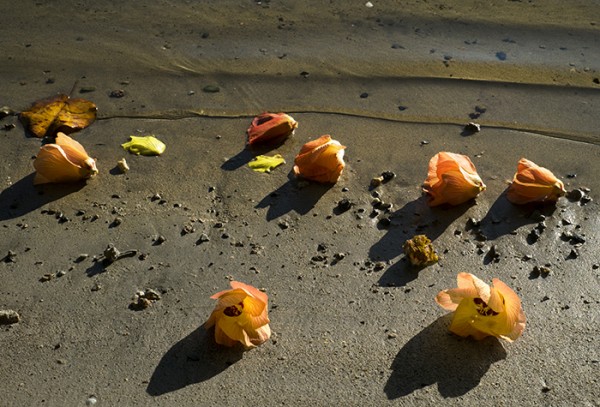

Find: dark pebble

[278,220,289,230]
[3,250,17,263]
[336,198,353,213]
[0,106,15,119]
[360,92,369,98]
[79,86,96,93]
[154,235,166,245]
[373,262,386,271]
[566,189,584,201]
[495,51,507,61]
[0,310,20,325]
[464,122,481,133]
[75,254,89,263]
[381,171,395,182]
[203,85,220,93]
[109,89,125,98]
[567,249,579,259]
[378,217,391,228]
[300,71,310,78]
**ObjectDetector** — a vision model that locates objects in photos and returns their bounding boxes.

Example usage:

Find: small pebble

[566,189,584,201]
[370,176,384,188]
[464,122,481,133]
[154,235,166,245]
[109,89,125,98]
[75,254,89,263]
[381,171,395,182]
[0,310,20,325]
[197,233,210,244]
[336,198,353,213]
[117,158,129,173]
[203,85,220,93]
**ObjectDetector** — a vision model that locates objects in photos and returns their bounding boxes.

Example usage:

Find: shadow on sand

[384,315,506,399]
[370,197,473,286]
[0,173,84,221]
[146,326,244,396]
[255,173,333,221]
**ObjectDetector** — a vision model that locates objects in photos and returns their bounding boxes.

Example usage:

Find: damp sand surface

[1,1,599,406]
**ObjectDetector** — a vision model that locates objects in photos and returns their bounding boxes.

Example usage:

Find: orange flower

[33,132,98,185]
[436,273,526,342]
[204,281,271,348]
[247,112,298,146]
[423,152,486,206]
[506,158,566,205]
[293,135,346,183]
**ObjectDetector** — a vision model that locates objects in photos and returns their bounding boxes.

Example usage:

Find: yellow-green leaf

[121,135,166,156]
[248,154,286,173]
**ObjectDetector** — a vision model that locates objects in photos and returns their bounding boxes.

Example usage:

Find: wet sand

[1,1,599,406]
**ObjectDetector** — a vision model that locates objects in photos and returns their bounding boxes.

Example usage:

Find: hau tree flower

[506,158,566,205]
[247,112,298,146]
[33,132,98,185]
[436,273,526,341]
[205,281,271,348]
[293,135,346,183]
[423,152,486,206]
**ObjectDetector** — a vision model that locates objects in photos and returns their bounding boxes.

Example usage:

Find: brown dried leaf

[20,94,97,138]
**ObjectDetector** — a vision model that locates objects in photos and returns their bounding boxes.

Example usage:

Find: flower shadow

[474,189,556,241]
[0,173,84,221]
[255,173,333,221]
[384,315,507,399]
[370,197,473,286]
[146,326,244,396]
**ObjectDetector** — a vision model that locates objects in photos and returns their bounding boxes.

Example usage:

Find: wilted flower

[204,281,271,348]
[33,132,98,185]
[403,234,439,266]
[423,152,486,206]
[247,112,298,146]
[436,272,526,342]
[506,158,566,205]
[248,154,286,173]
[121,135,166,156]
[293,135,346,183]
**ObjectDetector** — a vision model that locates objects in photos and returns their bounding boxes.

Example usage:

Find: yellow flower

[436,273,526,342]
[247,112,298,146]
[204,281,271,348]
[33,132,98,185]
[506,158,566,205]
[423,152,486,206]
[293,135,346,183]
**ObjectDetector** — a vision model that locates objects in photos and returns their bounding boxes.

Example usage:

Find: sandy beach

[1,1,599,406]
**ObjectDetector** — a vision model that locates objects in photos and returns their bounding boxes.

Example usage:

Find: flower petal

[293,135,346,183]
[506,158,565,204]
[247,112,297,146]
[448,299,490,340]
[33,145,85,185]
[423,152,485,206]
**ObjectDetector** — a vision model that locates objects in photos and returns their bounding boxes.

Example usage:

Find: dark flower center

[223,302,244,317]
[473,297,500,317]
